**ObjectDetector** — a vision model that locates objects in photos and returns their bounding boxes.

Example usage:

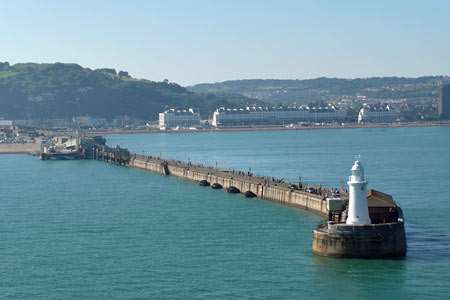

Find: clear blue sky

[1,0,449,85]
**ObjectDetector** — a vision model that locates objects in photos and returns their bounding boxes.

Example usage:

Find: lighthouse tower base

[312,222,406,258]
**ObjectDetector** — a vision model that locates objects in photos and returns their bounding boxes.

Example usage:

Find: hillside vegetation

[188,77,449,104]
[0,62,250,120]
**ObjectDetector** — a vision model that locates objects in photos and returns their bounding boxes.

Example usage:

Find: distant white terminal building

[0,120,14,129]
[357,105,401,124]
[159,108,200,129]
[212,106,348,127]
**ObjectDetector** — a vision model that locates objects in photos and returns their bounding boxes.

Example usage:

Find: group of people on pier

[133,152,346,201]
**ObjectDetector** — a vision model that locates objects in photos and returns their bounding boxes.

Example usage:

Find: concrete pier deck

[129,154,330,216]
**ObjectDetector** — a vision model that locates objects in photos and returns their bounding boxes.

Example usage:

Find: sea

[1,126,449,299]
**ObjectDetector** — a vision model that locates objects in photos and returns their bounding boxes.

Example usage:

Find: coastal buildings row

[211,105,348,127]
[6,85,449,132]
[157,104,402,129]
[357,104,401,124]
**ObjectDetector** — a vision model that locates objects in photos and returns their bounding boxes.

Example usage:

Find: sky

[1,0,449,86]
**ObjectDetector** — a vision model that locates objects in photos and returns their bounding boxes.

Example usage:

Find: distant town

[1,81,450,147]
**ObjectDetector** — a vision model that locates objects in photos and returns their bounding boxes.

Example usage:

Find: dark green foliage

[0,62,250,120]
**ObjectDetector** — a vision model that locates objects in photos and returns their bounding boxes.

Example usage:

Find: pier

[82,137,131,166]
[78,136,406,258]
[81,136,330,215]
[130,154,330,215]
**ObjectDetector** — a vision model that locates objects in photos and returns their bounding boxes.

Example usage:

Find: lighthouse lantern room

[346,160,371,225]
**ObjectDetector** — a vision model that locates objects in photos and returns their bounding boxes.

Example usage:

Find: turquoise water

[1,127,450,299]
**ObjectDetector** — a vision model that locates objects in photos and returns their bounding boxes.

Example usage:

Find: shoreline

[2,121,448,155]
[91,120,450,135]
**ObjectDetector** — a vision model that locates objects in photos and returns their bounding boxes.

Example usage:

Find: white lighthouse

[346,160,371,225]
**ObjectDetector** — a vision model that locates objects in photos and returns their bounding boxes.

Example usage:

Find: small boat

[226,186,240,194]
[199,180,210,187]
[211,183,223,189]
[244,191,257,198]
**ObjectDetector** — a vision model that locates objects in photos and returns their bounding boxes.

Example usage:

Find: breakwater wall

[129,154,329,216]
[79,137,406,259]
[312,222,407,258]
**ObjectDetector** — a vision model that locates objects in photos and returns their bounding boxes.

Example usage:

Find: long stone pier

[78,136,407,258]
[130,154,329,216]
[82,137,331,216]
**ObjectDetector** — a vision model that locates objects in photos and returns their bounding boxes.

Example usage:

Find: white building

[0,120,14,129]
[159,108,200,129]
[358,105,401,123]
[212,106,348,127]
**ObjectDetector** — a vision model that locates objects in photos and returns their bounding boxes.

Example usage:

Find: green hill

[0,62,251,120]
[188,77,449,104]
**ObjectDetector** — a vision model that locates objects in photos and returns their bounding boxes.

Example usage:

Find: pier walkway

[81,137,339,216]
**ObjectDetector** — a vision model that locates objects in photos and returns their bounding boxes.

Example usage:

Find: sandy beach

[0,143,41,154]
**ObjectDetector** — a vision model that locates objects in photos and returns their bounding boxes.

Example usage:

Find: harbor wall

[129,155,328,216]
[312,222,407,258]
[81,138,407,259]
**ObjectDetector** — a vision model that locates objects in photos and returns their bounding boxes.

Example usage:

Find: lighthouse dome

[350,160,365,181]
[352,160,363,170]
